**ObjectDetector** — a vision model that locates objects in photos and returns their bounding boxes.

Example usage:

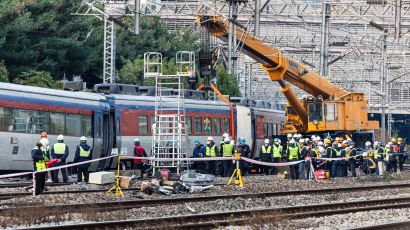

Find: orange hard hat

[332,141,338,146]
[41,132,47,138]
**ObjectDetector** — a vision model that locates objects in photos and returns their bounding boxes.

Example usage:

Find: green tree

[13,70,64,89]
[217,66,241,97]
[0,60,9,82]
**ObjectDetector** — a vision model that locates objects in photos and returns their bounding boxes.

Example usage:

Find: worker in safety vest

[260,139,272,175]
[40,132,52,182]
[134,138,147,179]
[271,138,282,175]
[331,141,343,178]
[205,136,218,175]
[32,138,57,195]
[286,134,292,150]
[397,137,408,172]
[384,143,397,173]
[340,141,349,177]
[51,134,69,183]
[346,141,357,177]
[221,137,234,177]
[74,136,92,183]
[286,139,300,180]
[323,139,335,177]
[220,133,229,153]
[373,141,385,176]
[360,141,374,175]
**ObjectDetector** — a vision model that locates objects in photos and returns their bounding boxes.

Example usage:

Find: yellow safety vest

[33,146,46,171]
[79,146,90,157]
[206,145,216,157]
[53,143,66,155]
[222,143,233,157]
[384,148,392,162]
[335,148,342,157]
[261,145,272,154]
[273,145,282,158]
[374,147,384,159]
[288,146,299,160]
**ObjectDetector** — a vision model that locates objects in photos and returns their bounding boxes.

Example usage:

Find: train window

[81,115,92,137]
[13,109,48,133]
[66,114,82,136]
[204,117,212,134]
[263,123,268,138]
[0,107,13,131]
[185,116,192,134]
[138,115,148,135]
[213,118,221,135]
[308,103,323,122]
[325,103,338,122]
[96,117,101,138]
[150,115,155,133]
[50,113,65,135]
[222,118,230,134]
[268,123,273,137]
[194,117,202,134]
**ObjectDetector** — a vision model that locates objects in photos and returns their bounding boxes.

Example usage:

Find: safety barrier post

[227,153,244,187]
[107,153,124,197]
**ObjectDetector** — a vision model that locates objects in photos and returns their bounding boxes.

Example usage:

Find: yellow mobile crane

[199,16,379,137]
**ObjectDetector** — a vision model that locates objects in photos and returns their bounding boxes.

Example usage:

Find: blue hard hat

[274,138,280,142]
[327,135,332,139]
[169,141,174,146]
[378,141,383,145]
[349,141,355,145]
[194,139,200,144]
[240,138,246,144]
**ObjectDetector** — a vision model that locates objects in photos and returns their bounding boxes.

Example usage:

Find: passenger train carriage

[0,83,285,172]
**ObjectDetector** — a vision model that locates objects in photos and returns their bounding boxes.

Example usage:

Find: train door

[103,110,116,170]
[94,112,104,171]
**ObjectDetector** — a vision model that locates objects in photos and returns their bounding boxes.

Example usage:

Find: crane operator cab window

[308,103,323,123]
[286,106,296,116]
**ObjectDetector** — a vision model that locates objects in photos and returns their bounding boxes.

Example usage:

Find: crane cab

[281,93,379,134]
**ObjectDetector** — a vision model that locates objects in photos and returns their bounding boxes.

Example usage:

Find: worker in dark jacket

[397,138,408,172]
[74,136,92,183]
[192,139,205,172]
[32,138,59,195]
[51,134,69,183]
[238,138,251,175]
[133,138,146,178]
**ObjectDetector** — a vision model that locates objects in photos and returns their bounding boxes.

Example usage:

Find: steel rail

[20,197,410,230]
[1,183,410,212]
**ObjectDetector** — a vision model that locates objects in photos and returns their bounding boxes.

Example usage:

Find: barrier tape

[0,171,35,179]
[35,155,117,173]
[241,157,305,166]
[122,156,235,161]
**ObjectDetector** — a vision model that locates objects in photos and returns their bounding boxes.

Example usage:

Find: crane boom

[200,17,379,134]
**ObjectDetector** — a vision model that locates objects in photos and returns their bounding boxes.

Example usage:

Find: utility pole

[381,34,387,143]
[319,2,330,77]
[254,0,260,37]
[227,5,233,74]
[395,0,401,39]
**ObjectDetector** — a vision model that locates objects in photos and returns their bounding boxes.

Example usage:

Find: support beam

[254,0,260,37]
[319,3,330,77]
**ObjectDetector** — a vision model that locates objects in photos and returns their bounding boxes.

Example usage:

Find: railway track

[1,183,410,212]
[21,197,410,229]
[351,220,410,230]
[0,182,71,188]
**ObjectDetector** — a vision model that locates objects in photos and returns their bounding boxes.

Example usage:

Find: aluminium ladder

[144,51,195,174]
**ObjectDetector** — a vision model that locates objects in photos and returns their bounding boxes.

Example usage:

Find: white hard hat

[57,134,64,141]
[298,134,302,138]
[385,144,391,148]
[311,135,316,139]
[299,139,304,143]
[207,136,213,141]
[315,136,321,141]
[289,139,295,144]
[388,142,393,145]
[264,139,270,144]
[374,142,379,146]
[293,134,298,138]
[40,138,49,147]
[287,134,292,138]
[80,136,87,142]
[223,133,229,138]
[317,141,324,146]
[365,141,372,147]
[224,137,230,142]
[343,140,348,144]
[134,138,139,143]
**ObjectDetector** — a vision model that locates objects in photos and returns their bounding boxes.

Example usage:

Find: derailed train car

[0,82,285,172]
